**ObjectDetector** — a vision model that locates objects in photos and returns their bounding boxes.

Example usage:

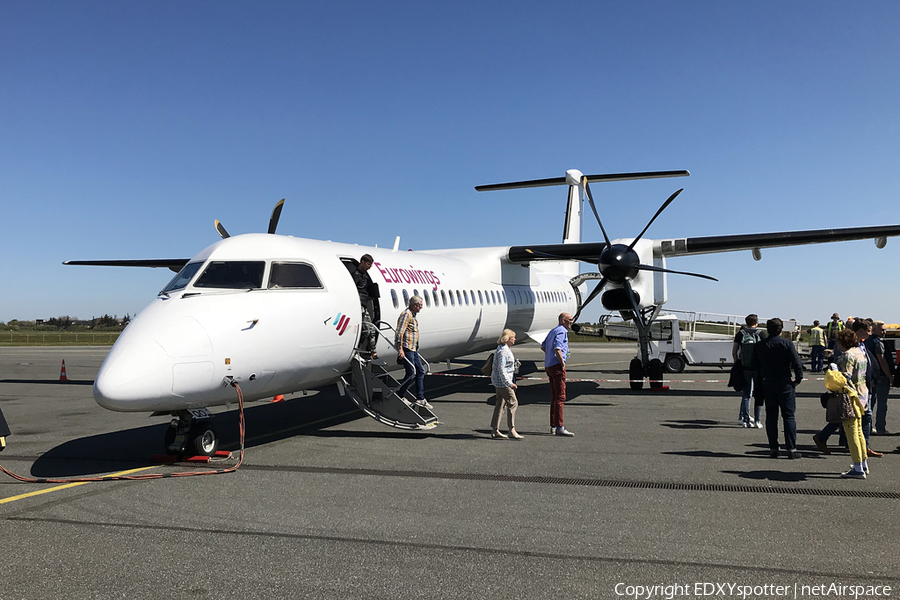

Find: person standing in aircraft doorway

[396,295,432,409]
[353,254,379,359]
[542,313,574,437]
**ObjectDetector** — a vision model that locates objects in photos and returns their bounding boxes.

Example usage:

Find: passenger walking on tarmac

[395,295,431,409]
[733,314,766,428]
[751,318,803,458]
[853,319,883,457]
[542,313,574,437]
[831,329,870,479]
[809,320,826,373]
[827,313,844,350]
[352,254,379,359]
[490,329,523,440]
[867,321,894,436]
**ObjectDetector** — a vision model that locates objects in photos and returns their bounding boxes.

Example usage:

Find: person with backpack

[732,314,767,428]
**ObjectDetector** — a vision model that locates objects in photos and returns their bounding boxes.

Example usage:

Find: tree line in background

[0,314,131,332]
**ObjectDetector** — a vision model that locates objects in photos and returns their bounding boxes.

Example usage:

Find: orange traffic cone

[59,360,68,382]
[272,394,284,403]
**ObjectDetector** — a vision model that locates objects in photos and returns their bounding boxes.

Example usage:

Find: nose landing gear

[164,409,219,457]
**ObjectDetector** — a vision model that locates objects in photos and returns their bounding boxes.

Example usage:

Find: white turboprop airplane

[67,169,900,455]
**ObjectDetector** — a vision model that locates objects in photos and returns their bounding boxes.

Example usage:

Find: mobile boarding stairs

[338,321,439,430]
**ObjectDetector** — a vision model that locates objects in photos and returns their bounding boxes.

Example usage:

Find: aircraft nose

[94,337,172,411]
[94,313,216,411]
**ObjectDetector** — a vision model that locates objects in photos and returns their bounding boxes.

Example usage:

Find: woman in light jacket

[834,328,868,479]
[491,329,523,439]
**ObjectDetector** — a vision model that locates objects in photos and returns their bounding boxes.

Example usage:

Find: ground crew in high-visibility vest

[826,313,844,350]
[809,320,826,372]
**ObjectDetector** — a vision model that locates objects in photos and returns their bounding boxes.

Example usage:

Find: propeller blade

[627,189,683,251]
[523,248,577,261]
[570,277,608,332]
[582,177,612,247]
[632,263,717,281]
[215,220,230,239]
[268,199,285,235]
[622,279,643,317]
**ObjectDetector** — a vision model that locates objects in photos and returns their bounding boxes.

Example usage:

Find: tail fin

[560,170,584,277]
[562,169,583,245]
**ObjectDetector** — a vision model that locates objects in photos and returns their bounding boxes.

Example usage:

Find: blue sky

[2,1,899,325]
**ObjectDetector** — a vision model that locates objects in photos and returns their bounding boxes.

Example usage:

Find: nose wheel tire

[190,423,219,456]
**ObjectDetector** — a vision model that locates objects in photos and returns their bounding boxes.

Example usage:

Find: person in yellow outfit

[827,329,869,479]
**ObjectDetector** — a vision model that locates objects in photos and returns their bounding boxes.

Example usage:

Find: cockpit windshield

[161,261,203,294]
[194,261,265,289]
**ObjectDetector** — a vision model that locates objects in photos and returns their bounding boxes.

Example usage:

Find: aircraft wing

[508,223,900,263]
[64,259,190,273]
[656,223,900,257]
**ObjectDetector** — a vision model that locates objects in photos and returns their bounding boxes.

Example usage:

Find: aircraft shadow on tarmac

[28,389,367,477]
[0,378,93,386]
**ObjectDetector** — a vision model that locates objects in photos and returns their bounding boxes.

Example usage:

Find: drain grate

[244,465,900,499]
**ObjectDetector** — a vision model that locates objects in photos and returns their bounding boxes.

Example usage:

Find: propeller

[215,199,286,240]
[532,183,716,325]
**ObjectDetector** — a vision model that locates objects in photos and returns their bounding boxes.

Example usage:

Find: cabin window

[478,290,484,305]
[441,290,448,306]
[391,289,399,309]
[268,262,323,289]
[162,261,203,293]
[456,290,462,306]
[463,290,469,305]
[194,261,265,289]
[402,289,409,306]
[490,291,496,304]
[423,290,431,307]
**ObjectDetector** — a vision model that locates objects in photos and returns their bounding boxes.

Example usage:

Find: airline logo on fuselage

[373,262,441,291]
[333,313,351,336]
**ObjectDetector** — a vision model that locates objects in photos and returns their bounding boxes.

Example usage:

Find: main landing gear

[164,408,219,457]
[624,304,666,391]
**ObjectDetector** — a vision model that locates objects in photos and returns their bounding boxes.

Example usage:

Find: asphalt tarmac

[1,344,899,600]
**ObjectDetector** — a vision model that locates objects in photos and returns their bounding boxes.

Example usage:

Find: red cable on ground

[0,381,246,484]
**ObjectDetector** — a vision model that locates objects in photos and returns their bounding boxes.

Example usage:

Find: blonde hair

[497,329,516,345]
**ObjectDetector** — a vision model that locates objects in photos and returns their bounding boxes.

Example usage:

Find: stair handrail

[360,319,431,392]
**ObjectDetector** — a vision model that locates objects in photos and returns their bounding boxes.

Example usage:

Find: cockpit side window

[194,261,265,289]
[268,262,323,289]
[161,261,203,293]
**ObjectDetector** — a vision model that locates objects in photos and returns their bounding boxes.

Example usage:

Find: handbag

[825,392,855,423]
[480,351,495,376]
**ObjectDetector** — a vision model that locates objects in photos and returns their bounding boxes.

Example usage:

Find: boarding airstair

[339,321,439,430]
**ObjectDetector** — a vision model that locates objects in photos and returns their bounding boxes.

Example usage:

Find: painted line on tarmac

[0,466,157,505]
[431,372,827,384]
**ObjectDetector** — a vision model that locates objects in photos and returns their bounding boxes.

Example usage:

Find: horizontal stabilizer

[659,223,900,257]
[64,259,190,273]
[476,170,690,192]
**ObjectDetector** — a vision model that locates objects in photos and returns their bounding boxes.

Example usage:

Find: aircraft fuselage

[93,234,579,413]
